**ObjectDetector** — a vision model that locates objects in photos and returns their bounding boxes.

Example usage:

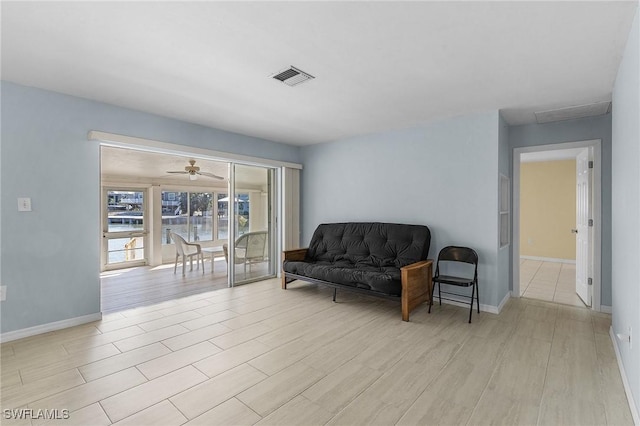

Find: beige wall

[520,159,576,260]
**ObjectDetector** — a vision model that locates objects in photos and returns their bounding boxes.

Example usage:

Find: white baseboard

[0,313,103,343]
[497,291,512,313]
[520,255,576,264]
[600,305,612,314]
[609,326,639,425]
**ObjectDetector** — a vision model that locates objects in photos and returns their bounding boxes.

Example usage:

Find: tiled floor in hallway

[520,259,586,307]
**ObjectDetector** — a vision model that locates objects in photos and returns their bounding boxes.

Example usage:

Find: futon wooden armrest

[282,248,309,289]
[400,260,434,321]
[282,248,308,261]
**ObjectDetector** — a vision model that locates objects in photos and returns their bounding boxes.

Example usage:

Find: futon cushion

[283,222,431,296]
[283,260,403,295]
[306,222,430,268]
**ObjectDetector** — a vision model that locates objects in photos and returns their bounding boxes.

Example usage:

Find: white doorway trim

[513,139,602,312]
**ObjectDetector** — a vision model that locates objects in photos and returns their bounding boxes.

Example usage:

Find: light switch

[18,197,32,212]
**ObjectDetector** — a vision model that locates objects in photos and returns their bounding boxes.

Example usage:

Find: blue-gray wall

[612,7,640,416]
[509,114,613,307]
[300,111,508,308]
[0,81,301,333]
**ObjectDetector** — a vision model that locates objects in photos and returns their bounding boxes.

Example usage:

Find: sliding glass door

[228,164,276,285]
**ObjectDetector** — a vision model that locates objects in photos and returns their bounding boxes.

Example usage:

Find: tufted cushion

[306,223,430,267]
[283,222,431,295]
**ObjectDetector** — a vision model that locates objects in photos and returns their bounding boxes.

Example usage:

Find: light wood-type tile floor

[520,259,585,307]
[1,279,633,425]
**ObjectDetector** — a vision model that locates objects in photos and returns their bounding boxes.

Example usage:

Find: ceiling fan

[166,159,225,181]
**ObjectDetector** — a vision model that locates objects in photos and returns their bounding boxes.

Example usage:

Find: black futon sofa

[282,222,433,321]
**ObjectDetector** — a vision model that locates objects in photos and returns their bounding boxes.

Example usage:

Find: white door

[575,149,592,306]
[102,189,148,270]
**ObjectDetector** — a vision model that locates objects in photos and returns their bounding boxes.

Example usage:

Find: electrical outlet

[18,197,32,212]
[0,286,6,302]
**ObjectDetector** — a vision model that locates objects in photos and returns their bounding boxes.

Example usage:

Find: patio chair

[223,231,268,277]
[170,232,205,276]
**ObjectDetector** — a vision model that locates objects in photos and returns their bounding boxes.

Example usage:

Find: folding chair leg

[476,282,480,314]
[332,288,337,302]
[182,255,186,276]
[428,282,436,313]
[469,284,475,323]
[174,254,178,274]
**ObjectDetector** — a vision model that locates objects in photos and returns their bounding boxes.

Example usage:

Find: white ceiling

[2,1,637,146]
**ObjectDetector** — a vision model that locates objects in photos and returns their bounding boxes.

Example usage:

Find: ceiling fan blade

[197,171,225,180]
[166,171,188,174]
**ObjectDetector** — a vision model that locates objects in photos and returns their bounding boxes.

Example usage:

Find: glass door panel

[107,237,144,263]
[103,189,147,268]
[230,164,275,285]
[217,193,229,241]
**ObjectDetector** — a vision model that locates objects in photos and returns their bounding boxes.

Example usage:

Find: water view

[106,190,248,264]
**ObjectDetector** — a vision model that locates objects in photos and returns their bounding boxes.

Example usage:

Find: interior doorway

[513,139,602,311]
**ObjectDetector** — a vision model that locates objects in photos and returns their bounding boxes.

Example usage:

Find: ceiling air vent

[271,66,314,87]
[534,101,611,124]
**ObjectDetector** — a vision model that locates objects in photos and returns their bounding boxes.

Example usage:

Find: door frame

[512,139,602,311]
[92,131,301,286]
